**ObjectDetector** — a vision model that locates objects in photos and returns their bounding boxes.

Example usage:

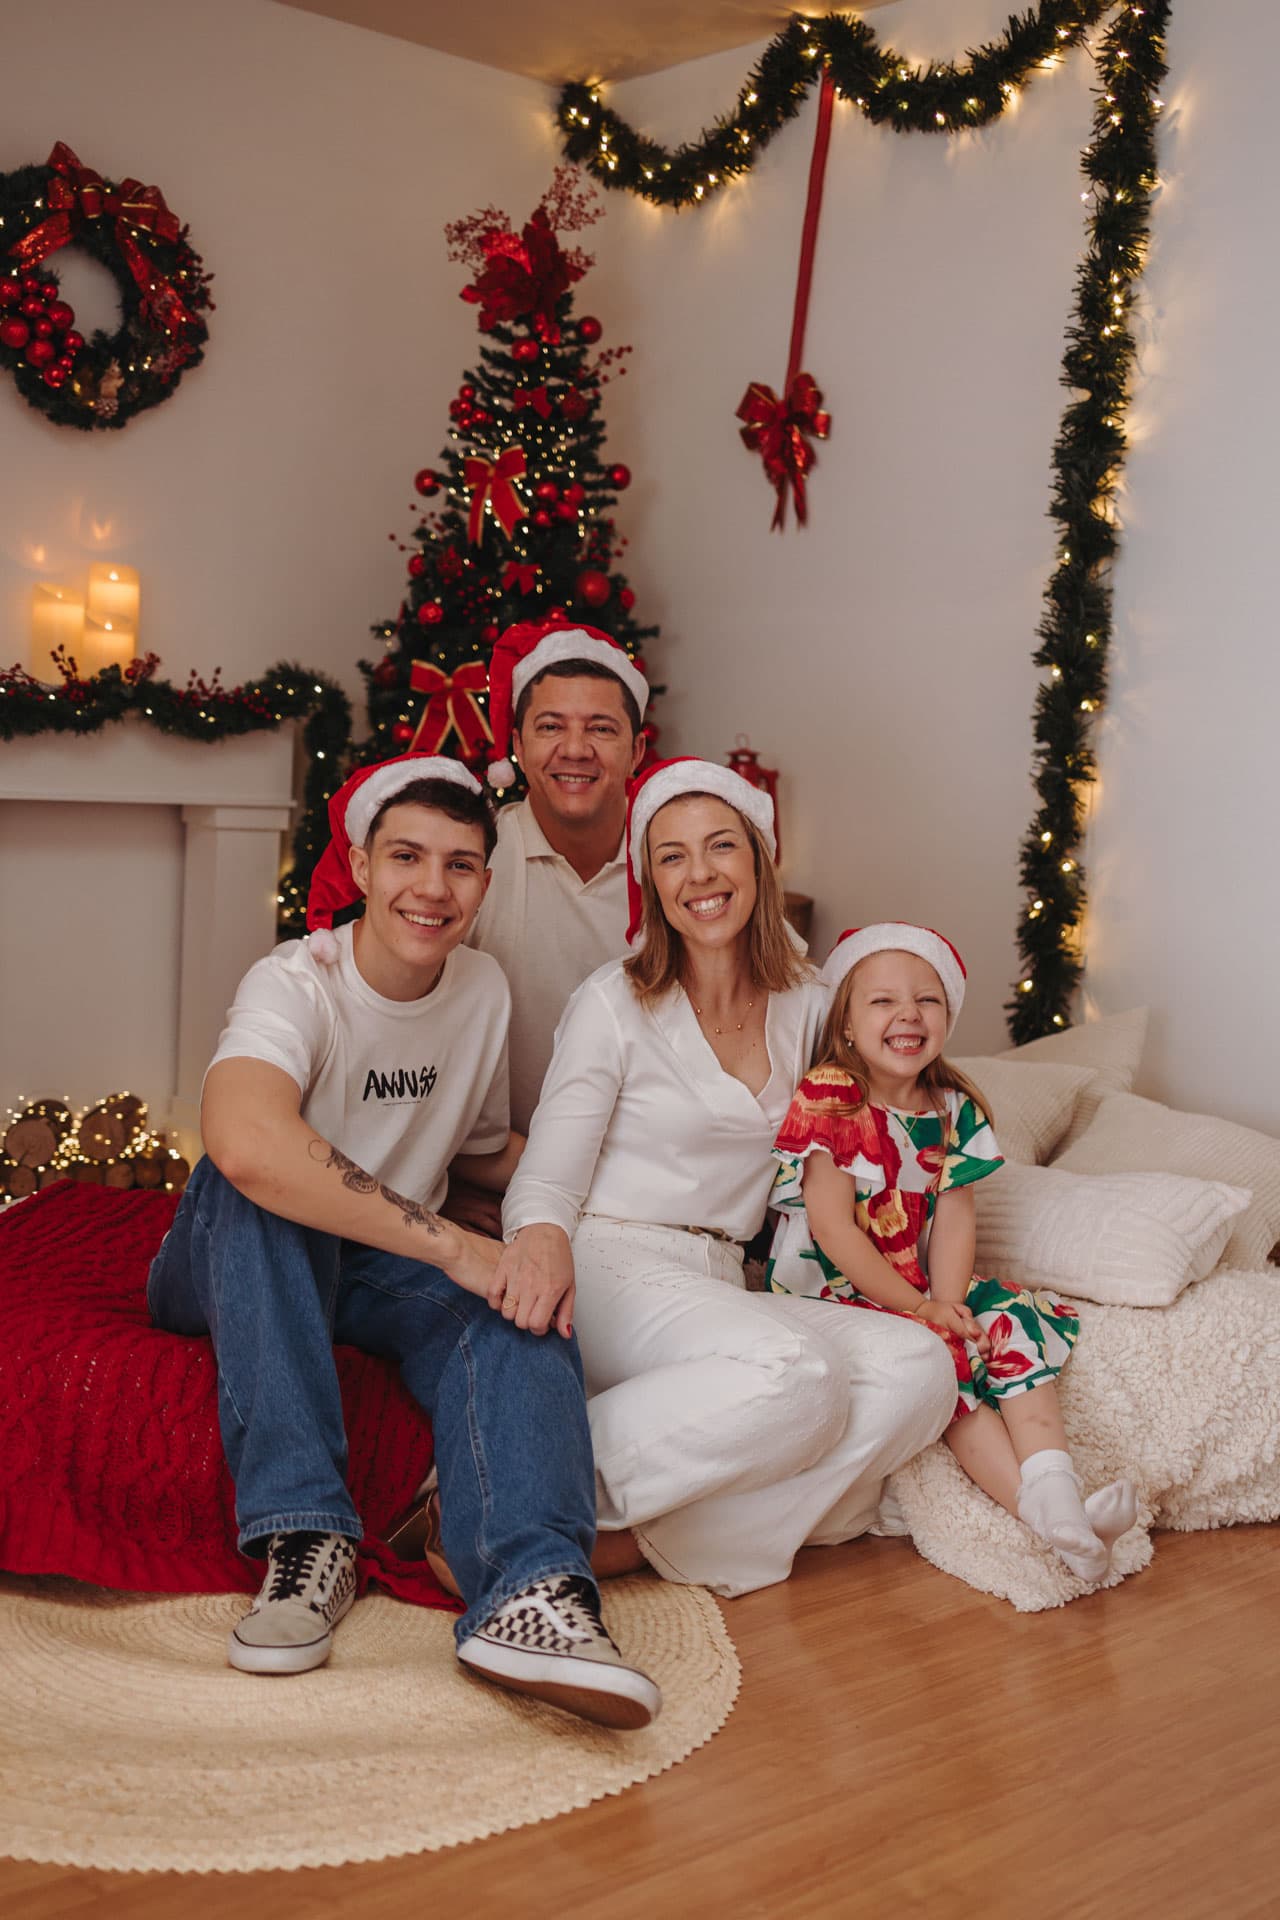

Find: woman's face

[647,794,758,952]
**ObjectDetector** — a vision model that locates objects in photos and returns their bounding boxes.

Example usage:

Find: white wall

[583,0,1280,1131]
[0,0,552,1117]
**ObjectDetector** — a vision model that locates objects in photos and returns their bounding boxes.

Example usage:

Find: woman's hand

[487,1224,576,1339]
[914,1297,990,1355]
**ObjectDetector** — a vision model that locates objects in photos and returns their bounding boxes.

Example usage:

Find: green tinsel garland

[0,657,351,938]
[556,2,1171,1041]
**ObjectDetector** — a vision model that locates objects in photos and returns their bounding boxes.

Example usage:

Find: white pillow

[1053,1090,1280,1272]
[949,1058,1097,1166]
[973,1161,1252,1306]
[1000,1006,1149,1150]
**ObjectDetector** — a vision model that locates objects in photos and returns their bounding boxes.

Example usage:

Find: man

[468,619,649,1134]
[147,752,660,1730]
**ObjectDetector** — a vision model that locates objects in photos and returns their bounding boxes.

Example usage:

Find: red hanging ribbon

[502,560,541,594]
[408,660,492,756]
[464,446,528,545]
[737,72,836,530]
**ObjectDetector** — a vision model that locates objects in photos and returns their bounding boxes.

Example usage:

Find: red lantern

[726,737,782,863]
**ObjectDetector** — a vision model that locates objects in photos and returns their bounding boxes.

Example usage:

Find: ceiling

[274,1,892,85]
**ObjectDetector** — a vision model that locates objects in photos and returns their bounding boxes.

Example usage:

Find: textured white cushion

[1053,1091,1280,1272]
[949,1058,1097,1166]
[1000,1006,1149,1149]
[974,1160,1251,1306]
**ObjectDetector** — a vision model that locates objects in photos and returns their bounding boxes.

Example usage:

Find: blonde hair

[624,806,811,1004]
[814,965,991,1118]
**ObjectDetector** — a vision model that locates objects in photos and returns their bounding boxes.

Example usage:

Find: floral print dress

[767,1064,1079,1422]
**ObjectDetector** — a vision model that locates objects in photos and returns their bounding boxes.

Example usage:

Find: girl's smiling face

[844,950,949,1096]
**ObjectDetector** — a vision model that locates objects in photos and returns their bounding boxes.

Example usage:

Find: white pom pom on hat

[820,923,968,1035]
[485,617,649,789]
[305,752,483,963]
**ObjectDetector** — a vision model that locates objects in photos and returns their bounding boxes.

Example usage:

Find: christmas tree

[359,168,659,780]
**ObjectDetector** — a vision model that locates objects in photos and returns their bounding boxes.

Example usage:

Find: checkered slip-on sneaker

[458,1575,662,1730]
[228,1530,358,1675]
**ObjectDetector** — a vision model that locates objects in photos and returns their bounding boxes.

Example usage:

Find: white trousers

[571,1217,956,1597]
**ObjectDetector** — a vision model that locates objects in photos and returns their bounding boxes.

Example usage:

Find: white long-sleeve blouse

[502,958,830,1244]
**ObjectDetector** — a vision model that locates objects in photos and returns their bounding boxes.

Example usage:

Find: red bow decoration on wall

[408,660,492,756]
[10,143,199,336]
[461,207,585,345]
[736,374,831,530]
[463,447,528,545]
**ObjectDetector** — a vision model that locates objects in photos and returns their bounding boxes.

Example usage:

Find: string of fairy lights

[557,2,1171,1042]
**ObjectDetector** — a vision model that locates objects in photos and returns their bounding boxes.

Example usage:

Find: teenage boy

[147,753,660,1730]
[469,619,648,1134]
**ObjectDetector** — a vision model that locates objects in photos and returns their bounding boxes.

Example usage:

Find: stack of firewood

[0,1093,190,1202]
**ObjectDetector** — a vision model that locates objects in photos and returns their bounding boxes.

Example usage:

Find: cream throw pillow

[974,1161,1251,1306]
[949,1059,1097,1166]
[1000,1006,1149,1149]
[1053,1091,1280,1271]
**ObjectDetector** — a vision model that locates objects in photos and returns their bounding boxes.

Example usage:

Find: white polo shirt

[207,923,510,1211]
[503,959,830,1245]
[468,799,629,1133]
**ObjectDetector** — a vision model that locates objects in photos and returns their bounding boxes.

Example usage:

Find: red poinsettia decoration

[446,166,598,346]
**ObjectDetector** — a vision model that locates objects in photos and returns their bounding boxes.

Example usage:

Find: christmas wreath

[0,142,212,430]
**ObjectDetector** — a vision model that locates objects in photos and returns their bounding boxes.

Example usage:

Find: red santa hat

[485,616,649,789]
[820,923,967,1036]
[305,752,483,963]
[624,756,778,944]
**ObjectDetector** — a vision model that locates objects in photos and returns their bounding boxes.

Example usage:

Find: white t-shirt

[468,799,629,1133]
[503,959,830,1245]
[208,923,510,1211]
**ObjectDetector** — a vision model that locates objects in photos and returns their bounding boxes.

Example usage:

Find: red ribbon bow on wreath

[736,374,831,530]
[408,660,492,756]
[464,447,528,545]
[10,142,199,337]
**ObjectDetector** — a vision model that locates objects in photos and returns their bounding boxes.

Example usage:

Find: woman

[498,758,955,1596]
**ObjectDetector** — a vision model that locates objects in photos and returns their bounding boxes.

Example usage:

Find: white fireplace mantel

[0,720,295,1132]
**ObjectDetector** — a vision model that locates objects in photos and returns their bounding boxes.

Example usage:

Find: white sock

[1085,1478,1138,1550]
[1016,1448,1108,1583]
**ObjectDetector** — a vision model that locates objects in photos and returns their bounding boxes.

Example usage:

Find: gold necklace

[693,999,755,1035]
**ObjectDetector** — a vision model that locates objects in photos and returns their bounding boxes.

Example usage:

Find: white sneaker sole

[458,1633,662,1730]
[226,1593,355,1675]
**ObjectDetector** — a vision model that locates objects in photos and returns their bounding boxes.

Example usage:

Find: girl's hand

[913,1298,990,1356]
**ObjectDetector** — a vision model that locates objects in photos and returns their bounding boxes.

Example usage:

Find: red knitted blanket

[0,1182,453,1609]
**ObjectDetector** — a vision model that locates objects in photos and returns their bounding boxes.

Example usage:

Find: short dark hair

[365,775,497,861]
[513,658,641,738]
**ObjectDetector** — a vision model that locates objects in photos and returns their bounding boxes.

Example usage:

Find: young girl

[768,923,1137,1584]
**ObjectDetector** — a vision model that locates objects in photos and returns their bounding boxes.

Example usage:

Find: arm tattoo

[309,1141,442,1235]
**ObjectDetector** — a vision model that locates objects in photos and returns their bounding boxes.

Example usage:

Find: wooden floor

[3,1526,1279,1919]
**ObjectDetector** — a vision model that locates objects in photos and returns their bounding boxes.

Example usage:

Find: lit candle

[84,614,135,673]
[87,562,141,641]
[30,584,85,680]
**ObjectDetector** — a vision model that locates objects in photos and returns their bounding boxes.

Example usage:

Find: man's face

[515,673,644,837]
[348,802,490,994]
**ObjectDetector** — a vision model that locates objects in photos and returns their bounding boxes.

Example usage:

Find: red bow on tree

[408,660,492,756]
[736,374,831,530]
[512,385,553,419]
[461,207,585,344]
[502,560,541,595]
[463,447,528,545]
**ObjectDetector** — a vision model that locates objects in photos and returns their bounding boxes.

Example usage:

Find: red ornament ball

[20,296,44,319]
[0,278,20,308]
[414,468,440,496]
[608,464,632,490]
[512,339,540,364]
[619,588,636,610]
[578,316,603,344]
[575,569,612,609]
[407,554,427,577]
[532,508,554,529]
[21,274,42,295]
[481,623,500,642]
[460,384,475,401]
[554,499,577,522]
[392,721,414,746]
[373,657,399,688]
[0,316,30,350]
[563,482,586,507]
[25,338,56,369]
[416,601,445,626]
[33,318,54,340]
[42,366,67,390]
[64,330,84,354]
[47,300,74,331]
[534,480,559,502]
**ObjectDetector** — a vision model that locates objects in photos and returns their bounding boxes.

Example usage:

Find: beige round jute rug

[0,1571,740,1873]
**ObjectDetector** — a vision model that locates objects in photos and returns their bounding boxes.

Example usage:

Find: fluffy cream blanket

[885,1267,1280,1610]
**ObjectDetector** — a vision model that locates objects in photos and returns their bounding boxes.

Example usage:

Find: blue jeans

[147,1157,597,1643]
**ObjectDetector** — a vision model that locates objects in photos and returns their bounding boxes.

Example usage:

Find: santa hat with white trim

[305,752,484,963]
[624,756,778,944]
[820,923,967,1036]
[485,616,649,789]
